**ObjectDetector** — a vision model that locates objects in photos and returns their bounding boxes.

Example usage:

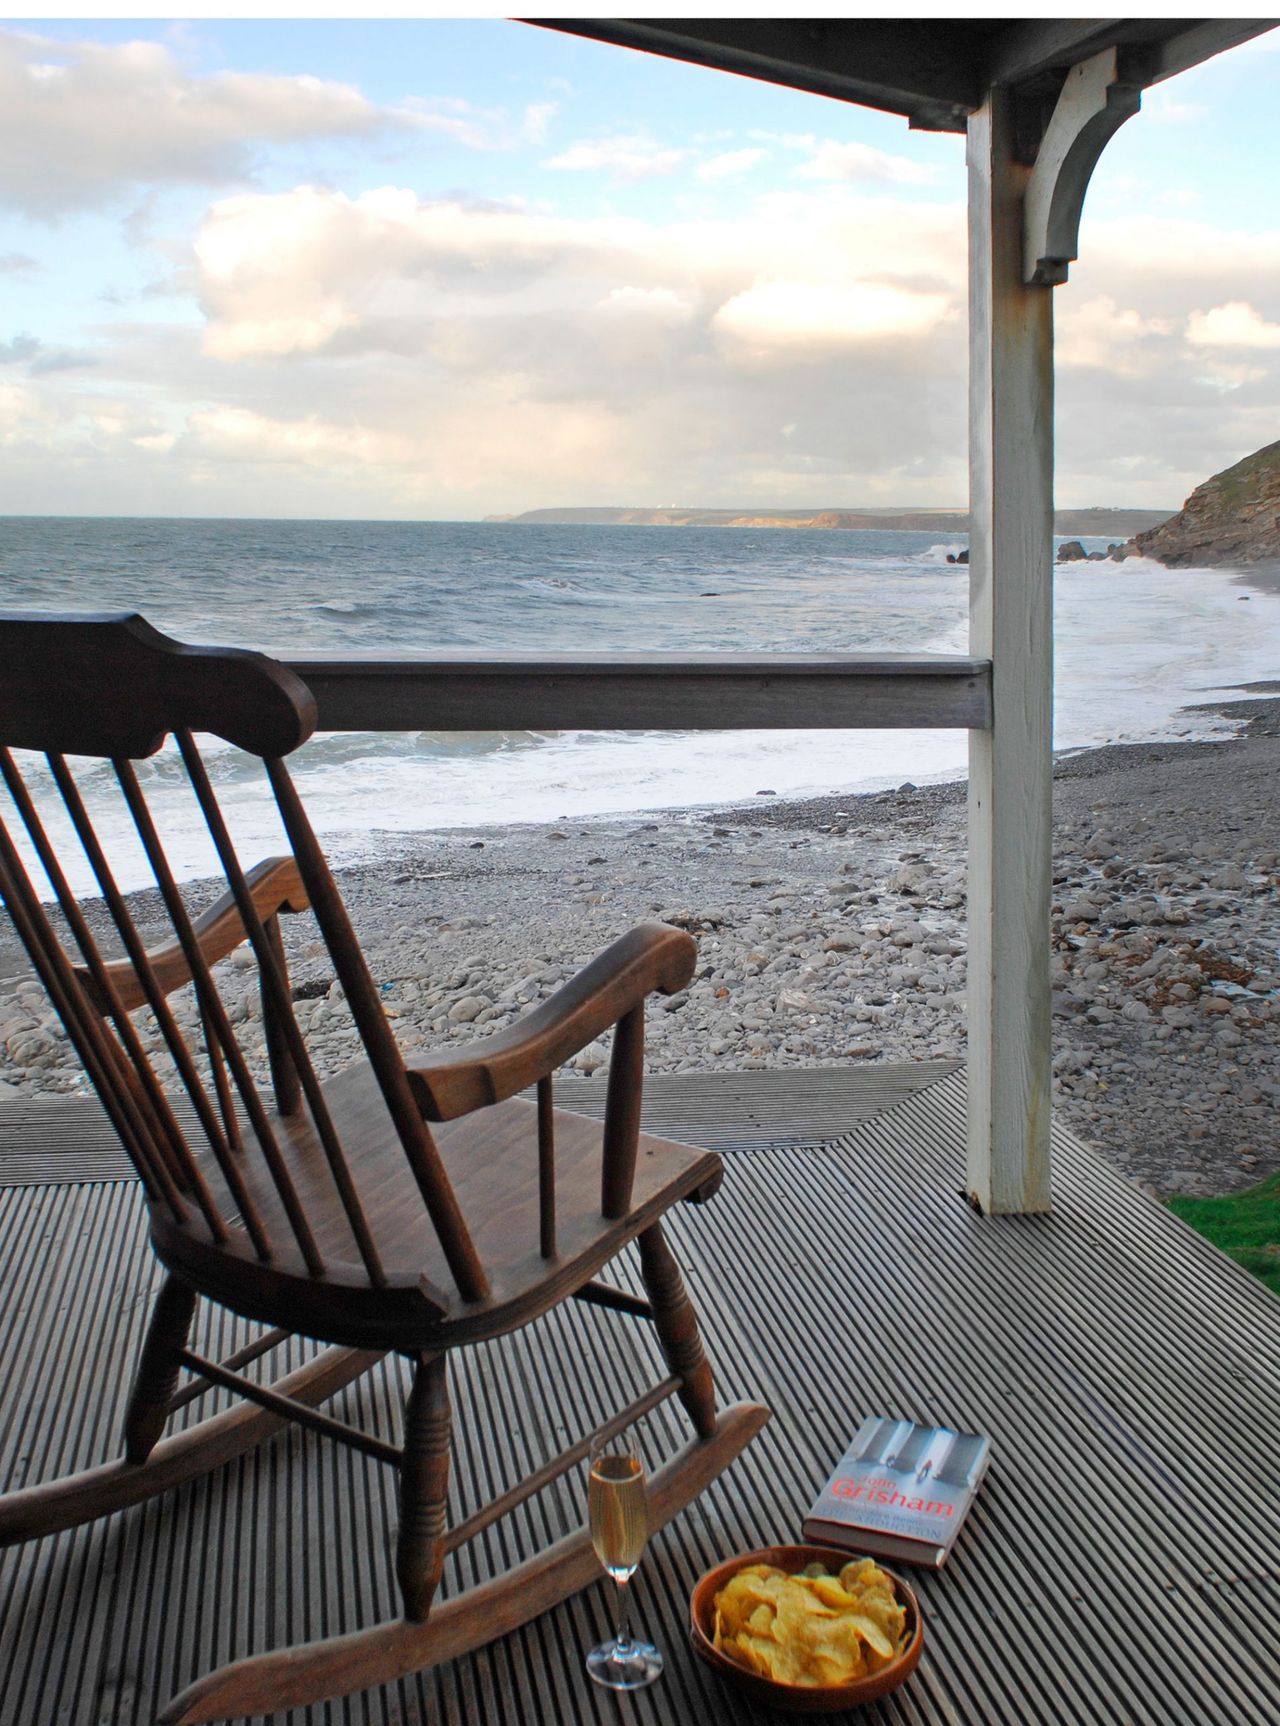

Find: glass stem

[614,1576,634,1656]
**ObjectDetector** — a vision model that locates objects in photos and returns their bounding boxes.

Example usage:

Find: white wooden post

[966,87,1054,1213]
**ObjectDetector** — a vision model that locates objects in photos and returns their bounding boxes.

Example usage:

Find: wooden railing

[282,653,992,732]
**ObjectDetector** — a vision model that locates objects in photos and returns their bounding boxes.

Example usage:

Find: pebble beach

[1,689,1277,1202]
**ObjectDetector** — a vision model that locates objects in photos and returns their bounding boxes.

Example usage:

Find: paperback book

[802,1416,990,1570]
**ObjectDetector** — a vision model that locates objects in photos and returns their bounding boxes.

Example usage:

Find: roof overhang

[535,18,1277,144]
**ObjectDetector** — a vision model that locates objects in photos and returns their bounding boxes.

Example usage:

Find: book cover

[802,1416,990,1569]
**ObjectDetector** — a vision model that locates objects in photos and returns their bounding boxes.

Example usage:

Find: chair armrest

[76,855,310,1013]
[405,921,696,1121]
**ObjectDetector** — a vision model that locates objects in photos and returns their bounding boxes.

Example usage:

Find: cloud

[1074,214,1280,300]
[1185,300,1280,349]
[0,335,40,365]
[186,183,967,502]
[189,183,967,370]
[712,279,953,358]
[0,332,96,374]
[544,134,685,180]
[794,139,939,186]
[1057,222,1280,502]
[521,101,558,145]
[0,370,166,457]
[30,349,96,376]
[394,95,516,152]
[697,147,767,182]
[0,179,968,513]
[10,170,1280,518]
[1056,296,1174,374]
[193,185,677,360]
[0,26,418,214]
[0,378,42,443]
[187,405,413,467]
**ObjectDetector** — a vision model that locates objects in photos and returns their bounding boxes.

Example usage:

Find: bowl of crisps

[689,1545,923,1712]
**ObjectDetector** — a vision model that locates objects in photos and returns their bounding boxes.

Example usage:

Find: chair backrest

[0,612,487,1303]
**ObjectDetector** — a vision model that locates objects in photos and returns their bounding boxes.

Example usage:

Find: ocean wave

[299,728,566,766]
[517,575,577,595]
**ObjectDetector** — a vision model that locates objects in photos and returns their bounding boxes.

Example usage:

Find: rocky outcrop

[1129,440,1280,567]
[1057,540,1126,564]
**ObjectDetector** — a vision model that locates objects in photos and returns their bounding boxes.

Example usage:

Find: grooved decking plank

[0,1067,1276,1724]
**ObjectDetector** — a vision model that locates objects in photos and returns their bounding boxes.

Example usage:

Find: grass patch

[1167,1171,1280,1297]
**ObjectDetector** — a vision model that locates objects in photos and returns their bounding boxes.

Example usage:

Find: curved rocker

[0,1343,382,1549]
[161,1399,769,1726]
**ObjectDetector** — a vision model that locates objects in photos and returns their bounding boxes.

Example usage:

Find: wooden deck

[1,1064,1277,1725]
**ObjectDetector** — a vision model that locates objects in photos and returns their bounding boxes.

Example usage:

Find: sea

[3,515,1279,894]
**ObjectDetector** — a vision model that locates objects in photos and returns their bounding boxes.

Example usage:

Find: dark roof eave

[529,18,982,130]
[533,17,1279,131]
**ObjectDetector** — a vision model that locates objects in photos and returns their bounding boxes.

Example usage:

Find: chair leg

[123,1272,198,1465]
[636,1222,718,1440]
[397,1352,451,1623]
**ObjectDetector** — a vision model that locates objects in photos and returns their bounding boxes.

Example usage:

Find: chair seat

[152,1060,722,1352]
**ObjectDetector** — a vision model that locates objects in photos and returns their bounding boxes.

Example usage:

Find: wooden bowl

[689,1545,923,1714]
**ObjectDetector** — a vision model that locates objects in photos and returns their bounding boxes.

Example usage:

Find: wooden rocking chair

[0,612,769,1723]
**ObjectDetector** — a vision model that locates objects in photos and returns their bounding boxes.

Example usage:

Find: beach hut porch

[3,16,1278,1726]
[1,1063,1277,1725]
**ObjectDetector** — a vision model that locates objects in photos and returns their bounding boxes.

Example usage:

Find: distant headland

[486,505,1173,535]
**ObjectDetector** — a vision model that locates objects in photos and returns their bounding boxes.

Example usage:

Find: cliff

[1130,442,1280,567]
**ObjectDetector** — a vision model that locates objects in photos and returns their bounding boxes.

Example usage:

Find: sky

[1,13,1278,520]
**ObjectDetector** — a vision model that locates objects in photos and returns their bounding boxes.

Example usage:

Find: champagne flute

[586,1432,663,1689]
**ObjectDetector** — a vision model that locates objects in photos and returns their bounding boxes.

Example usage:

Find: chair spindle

[260,913,302,1115]
[601,1005,645,1218]
[175,734,386,1287]
[199,997,244,1155]
[537,1074,556,1258]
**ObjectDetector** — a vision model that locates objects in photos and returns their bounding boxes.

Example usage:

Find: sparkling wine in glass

[585,1436,663,1689]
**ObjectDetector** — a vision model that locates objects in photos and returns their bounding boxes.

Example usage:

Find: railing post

[966,86,1054,1214]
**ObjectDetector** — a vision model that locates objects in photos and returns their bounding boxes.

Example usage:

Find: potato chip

[845,1613,897,1660]
[839,1559,907,1645]
[735,1631,777,1677]
[807,1649,863,1686]
[711,1556,907,1688]
[799,1574,857,1610]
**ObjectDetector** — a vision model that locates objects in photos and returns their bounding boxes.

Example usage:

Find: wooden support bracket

[1023,47,1140,286]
